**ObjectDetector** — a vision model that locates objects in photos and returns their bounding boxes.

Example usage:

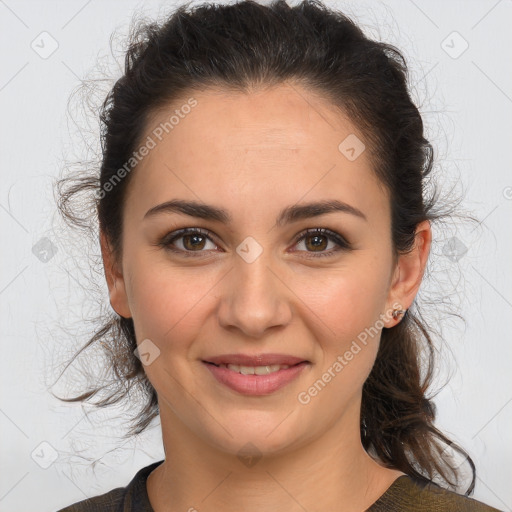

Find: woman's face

[104,83,410,457]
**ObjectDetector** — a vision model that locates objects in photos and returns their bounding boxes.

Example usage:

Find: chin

[201,415,308,460]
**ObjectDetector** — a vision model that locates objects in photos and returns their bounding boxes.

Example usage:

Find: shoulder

[56,487,125,512]
[56,460,164,512]
[368,475,503,512]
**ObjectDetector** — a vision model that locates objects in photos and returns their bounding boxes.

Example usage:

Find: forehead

[125,83,389,224]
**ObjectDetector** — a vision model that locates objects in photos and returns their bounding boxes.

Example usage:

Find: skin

[100,83,431,512]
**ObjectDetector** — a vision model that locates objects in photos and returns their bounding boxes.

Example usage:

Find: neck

[147,398,404,512]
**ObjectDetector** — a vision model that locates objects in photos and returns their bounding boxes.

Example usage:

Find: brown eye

[181,232,208,251]
[159,227,351,258]
[303,233,328,251]
[160,228,219,256]
[292,228,351,258]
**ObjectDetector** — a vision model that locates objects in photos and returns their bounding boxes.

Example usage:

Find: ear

[383,220,431,327]
[100,229,132,319]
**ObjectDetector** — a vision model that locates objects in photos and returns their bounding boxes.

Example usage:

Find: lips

[203,359,310,395]
[203,353,308,367]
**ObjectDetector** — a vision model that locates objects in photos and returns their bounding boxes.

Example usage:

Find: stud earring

[392,308,407,319]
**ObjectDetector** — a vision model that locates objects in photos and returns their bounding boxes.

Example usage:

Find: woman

[55,0,501,510]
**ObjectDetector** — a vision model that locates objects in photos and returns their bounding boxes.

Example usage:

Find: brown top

[57,459,503,512]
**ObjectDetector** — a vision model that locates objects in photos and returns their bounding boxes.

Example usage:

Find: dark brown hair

[53,0,476,495]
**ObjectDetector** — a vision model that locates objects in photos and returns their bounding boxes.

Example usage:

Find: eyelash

[158,227,351,259]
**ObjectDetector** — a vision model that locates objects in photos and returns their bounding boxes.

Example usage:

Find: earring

[392,308,407,319]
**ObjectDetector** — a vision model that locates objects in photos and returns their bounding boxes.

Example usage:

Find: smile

[203,361,310,395]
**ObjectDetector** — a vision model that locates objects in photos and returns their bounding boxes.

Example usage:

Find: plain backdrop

[1,0,511,510]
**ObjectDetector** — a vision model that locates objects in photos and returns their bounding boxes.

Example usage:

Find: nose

[216,251,293,339]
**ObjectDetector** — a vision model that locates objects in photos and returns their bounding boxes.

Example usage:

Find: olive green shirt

[57,459,503,511]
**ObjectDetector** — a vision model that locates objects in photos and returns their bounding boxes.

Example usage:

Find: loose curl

[53,0,476,495]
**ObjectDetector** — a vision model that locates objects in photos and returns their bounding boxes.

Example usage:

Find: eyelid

[159,226,352,257]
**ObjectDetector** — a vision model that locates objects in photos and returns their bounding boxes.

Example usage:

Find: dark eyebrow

[143,198,367,225]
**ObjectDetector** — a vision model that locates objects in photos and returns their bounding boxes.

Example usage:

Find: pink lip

[204,353,308,366]
[203,361,310,395]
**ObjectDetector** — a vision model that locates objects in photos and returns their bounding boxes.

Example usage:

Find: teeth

[221,363,290,375]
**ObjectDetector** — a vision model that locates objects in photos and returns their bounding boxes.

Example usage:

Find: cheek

[125,260,216,348]
[293,263,390,338]
[293,261,390,386]
[293,271,386,403]
[125,241,392,355]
